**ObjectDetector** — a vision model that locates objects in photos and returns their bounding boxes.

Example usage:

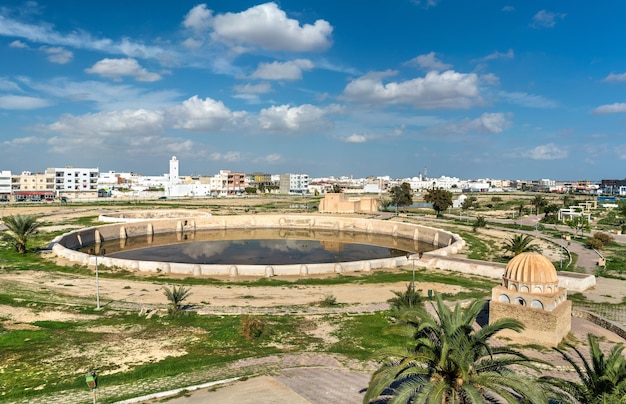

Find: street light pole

[88,248,106,310]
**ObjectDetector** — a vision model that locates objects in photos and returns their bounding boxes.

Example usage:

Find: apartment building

[0,170,10,201]
[52,166,99,199]
[279,173,309,194]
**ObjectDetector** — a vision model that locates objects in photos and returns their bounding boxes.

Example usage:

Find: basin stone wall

[50,214,465,277]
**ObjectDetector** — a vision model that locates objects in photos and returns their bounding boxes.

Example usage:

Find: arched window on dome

[531,300,544,309]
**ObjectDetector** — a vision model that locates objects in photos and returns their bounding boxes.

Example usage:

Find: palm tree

[364,294,549,403]
[162,285,192,317]
[531,195,548,215]
[502,234,541,256]
[387,283,423,312]
[1,214,43,253]
[541,333,626,404]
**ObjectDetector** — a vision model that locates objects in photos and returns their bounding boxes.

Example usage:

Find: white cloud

[430,112,512,135]
[183,4,213,31]
[2,136,45,146]
[48,109,165,136]
[0,78,22,92]
[0,95,51,110]
[499,91,557,108]
[258,104,339,131]
[40,46,73,64]
[482,49,514,61]
[168,95,245,131]
[524,143,567,160]
[9,40,28,48]
[343,70,481,109]
[593,103,626,114]
[343,134,368,143]
[480,73,500,86]
[407,52,452,71]
[0,14,172,61]
[210,151,241,162]
[603,72,626,82]
[251,59,314,80]
[85,58,162,82]
[531,10,566,29]
[210,2,333,52]
[234,83,272,94]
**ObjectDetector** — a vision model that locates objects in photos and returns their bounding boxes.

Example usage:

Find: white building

[51,166,99,198]
[0,170,11,201]
[279,173,309,194]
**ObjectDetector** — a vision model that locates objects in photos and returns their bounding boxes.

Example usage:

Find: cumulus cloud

[183,4,213,31]
[251,59,314,80]
[343,134,368,143]
[40,46,73,64]
[258,104,340,131]
[531,10,566,29]
[168,95,245,131]
[85,58,162,82]
[407,52,452,71]
[48,109,165,136]
[499,91,557,108]
[343,70,481,109]
[209,2,333,52]
[593,103,626,114]
[524,143,567,160]
[0,94,51,110]
[430,112,512,135]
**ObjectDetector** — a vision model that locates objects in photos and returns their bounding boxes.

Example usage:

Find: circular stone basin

[78,228,438,265]
[51,214,465,277]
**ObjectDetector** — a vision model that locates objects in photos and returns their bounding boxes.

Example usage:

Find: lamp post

[88,247,106,310]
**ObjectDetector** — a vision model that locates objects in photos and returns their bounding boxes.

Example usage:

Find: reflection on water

[81,228,436,265]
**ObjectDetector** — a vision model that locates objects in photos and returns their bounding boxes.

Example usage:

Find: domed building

[489,252,571,347]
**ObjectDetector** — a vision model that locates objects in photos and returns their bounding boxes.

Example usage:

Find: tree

[502,234,542,256]
[1,214,43,253]
[162,285,192,317]
[461,196,478,211]
[389,183,413,212]
[364,294,549,403]
[541,333,626,404]
[423,188,453,218]
[566,216,590,237]
[531,195,548,215]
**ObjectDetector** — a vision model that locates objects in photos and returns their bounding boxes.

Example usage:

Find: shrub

[319,294,339,307]
[585,236,604,250]
[240,315,267,340]
[593,232,614,245]
[388,283,423,311]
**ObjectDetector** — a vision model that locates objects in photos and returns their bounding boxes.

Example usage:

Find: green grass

[327,312,407,360]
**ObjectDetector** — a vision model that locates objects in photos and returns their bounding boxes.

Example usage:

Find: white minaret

[169,156,179,185]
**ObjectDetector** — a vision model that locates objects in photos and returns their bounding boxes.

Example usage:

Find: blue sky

[1,1,625,180]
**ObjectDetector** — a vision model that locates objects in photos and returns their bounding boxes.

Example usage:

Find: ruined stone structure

[489,252,571,347]
[318,193,379,214]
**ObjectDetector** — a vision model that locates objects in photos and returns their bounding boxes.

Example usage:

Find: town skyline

[1,1,626,179]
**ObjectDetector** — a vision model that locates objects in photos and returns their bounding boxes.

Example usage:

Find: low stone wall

[50,215,466,277]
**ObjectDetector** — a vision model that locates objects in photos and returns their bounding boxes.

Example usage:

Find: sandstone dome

[504,252,558,285]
